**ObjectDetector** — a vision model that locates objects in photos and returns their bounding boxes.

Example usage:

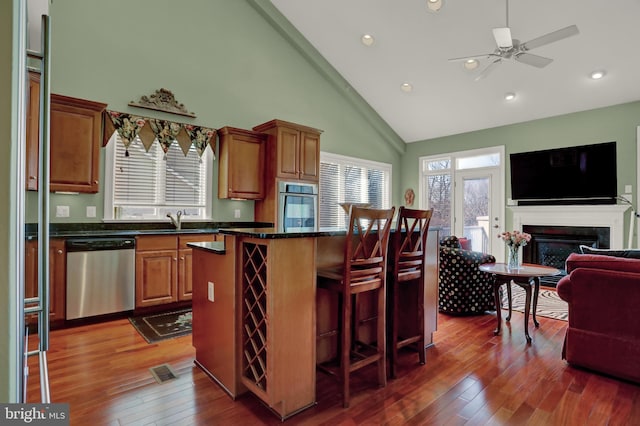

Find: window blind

[111,134,208,219]
[319,153,391,228]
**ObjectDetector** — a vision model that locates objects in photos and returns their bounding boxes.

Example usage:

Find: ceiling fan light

[464,59,479,70]
[361,34,375,47]
[426,0,443,13]
[504,92,516,101]
[590,70,606,80]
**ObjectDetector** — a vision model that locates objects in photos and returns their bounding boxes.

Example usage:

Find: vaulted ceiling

[271,0,640,143]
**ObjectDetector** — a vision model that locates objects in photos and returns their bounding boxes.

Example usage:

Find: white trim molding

[510,204,630,249]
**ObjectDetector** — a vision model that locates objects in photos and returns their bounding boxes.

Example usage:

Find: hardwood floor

[26,310,640,425]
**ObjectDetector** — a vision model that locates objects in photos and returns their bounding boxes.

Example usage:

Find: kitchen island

[190,227,439,420]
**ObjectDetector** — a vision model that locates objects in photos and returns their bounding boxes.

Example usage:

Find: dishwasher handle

[66,238,136,252]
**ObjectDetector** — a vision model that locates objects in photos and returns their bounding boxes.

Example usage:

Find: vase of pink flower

[498,230,532,270]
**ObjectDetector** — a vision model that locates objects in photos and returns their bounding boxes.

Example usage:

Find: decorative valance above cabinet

[103,110,217,159]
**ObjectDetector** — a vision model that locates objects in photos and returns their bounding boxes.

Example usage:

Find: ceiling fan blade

[474,59,502,81]
[448,52,499,62]
[515,52,553,68]
[492,27,513,49]
[520,25,579,51]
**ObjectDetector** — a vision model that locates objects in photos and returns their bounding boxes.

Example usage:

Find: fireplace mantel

[510,204,630,249]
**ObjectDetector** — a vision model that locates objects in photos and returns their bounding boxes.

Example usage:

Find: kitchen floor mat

[129,309,192,343]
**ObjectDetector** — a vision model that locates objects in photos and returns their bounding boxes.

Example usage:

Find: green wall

[42,0,403,223]
[1,0,18,404]
[403,101,640,231]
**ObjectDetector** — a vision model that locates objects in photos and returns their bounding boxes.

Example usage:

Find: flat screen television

[510,141,617,205]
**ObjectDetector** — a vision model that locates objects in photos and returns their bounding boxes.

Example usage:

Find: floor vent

[149,363,178,384]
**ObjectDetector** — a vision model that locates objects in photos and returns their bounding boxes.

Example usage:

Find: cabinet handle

[29,176,36,180]
[57,249,63,254]
[94,180,99,184]
[180,256,185,260]
[173,257,177,261]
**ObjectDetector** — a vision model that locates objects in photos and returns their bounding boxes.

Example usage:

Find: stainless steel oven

[278,181,318,232]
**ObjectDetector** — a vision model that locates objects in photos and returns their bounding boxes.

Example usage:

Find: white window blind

[319,152,391,228]
[106,133,211,220]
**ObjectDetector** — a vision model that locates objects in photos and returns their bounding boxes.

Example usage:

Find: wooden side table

[479,263,560,343]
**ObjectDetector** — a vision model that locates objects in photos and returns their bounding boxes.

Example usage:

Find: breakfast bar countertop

[218,227,347,239]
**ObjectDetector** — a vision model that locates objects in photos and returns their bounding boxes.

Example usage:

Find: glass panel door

[454,169,503,260]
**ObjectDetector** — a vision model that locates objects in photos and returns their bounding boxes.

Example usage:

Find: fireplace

[510,204,630,287]
[522,225,610,286]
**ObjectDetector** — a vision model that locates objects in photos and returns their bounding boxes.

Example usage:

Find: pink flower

[498,230,532,248]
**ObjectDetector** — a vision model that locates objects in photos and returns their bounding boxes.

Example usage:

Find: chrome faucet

[167,210,183,230]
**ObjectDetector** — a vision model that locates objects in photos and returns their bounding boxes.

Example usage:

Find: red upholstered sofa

[557,253,640,383]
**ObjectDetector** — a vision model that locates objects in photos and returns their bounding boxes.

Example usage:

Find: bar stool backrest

[393,207,434,282]
[343,206,395,292]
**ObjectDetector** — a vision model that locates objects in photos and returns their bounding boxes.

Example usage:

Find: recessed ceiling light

[426,0,443,13]
[401,83,413,93]
[590,70,606,80]
[361,34,375,47]
[504,92,516,101]
[464,59,479,70]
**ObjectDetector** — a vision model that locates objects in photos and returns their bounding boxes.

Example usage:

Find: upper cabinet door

[218,126,266,200]
[276,126,300,180]
[50,94,106,193]
[298,131,320,181]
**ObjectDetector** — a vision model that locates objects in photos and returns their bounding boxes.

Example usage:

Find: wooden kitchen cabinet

[25,238,66,324]
[135,233,215,308]
[26,71,40,191]
[253,119,322,224]
[217,126,266,200]
[50,94,106,193]
[252,119,322,182]
[135,235,177,308]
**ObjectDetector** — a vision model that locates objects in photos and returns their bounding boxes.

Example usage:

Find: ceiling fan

[448,0,579,81]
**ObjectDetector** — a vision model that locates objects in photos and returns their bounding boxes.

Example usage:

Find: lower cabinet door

[178,248,193,301]
[135,250,177,308]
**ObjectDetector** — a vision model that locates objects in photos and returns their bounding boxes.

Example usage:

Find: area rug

[501,286,568,321]
[129,309,192,343]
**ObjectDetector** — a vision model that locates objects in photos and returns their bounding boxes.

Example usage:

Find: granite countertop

[217,226,442,239]
[187,241,226,254]
[52,228,218,238]
[218,227,347,239]
[25,221,272,240]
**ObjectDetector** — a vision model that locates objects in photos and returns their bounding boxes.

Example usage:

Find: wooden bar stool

[316,205,395,408]
[388,206,433,378]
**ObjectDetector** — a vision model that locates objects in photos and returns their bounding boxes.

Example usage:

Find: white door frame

[454,168,504,261]
[419,146,505,261]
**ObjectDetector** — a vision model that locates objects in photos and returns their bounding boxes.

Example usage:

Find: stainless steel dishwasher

[66,237,136,320]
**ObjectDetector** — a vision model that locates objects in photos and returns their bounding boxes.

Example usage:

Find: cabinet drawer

[178,234,215,249]
[136,235,177,251]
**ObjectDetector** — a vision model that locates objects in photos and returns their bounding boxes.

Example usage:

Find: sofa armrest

[565,252,640,274]
[557,268,640,337]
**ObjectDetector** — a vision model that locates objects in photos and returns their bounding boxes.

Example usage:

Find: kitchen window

[104,133,213,221]
[319,152,392,228]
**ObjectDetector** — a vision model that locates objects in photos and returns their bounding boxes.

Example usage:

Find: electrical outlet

[208,281,215,302]
[55,205,69,217]
[234,209,241,219]
[625,184,633,193]
[86,206,96,218]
